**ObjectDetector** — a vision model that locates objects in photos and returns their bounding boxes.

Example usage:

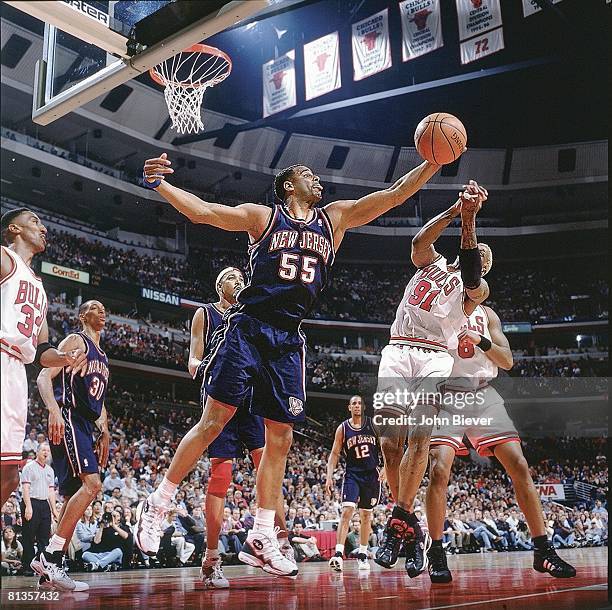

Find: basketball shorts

[375,344,454,417]
[203,309,307,424]
[0,351,28,466]
[430,386,521,457]
[341,469,382,510]
[203,386,265,459]
[51,406,99,496]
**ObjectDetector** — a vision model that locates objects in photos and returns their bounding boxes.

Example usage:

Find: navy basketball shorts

[341,469,382,510]
[203,310,307,424]
[51,407,99,496]
[203,386,265,459]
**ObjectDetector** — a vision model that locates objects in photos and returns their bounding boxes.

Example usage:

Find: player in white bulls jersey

[374,180,490,578]
[1,208,87,507]
[425,305,576,581]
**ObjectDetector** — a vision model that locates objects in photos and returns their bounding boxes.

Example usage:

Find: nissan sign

[141,287,180,306]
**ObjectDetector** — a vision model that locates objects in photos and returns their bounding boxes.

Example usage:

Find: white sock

[253,508,275,533]
[153,477,177,505]
[359,545,367,555]
[204,548,219,563]
[335,544,344,554]
[46,534,66,554]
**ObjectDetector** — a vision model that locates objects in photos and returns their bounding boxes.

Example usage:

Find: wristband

[34,342,53,367]
[478,335,492,351]
[142,172,161,189]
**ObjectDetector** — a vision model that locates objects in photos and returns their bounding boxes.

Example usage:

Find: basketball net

[150,44,232,135]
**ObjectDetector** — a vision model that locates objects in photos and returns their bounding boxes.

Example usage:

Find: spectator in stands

[450,510,472,553]
[82,510,128,571]
[552,512,576,548]
[483,510,508,550]
[1,526,23,575]
[586,514,606,546]
[103,469,125,495]
[515,521,534,550]
[22,431,38,454]
[75,505,98,553]
[121,476,139,506]
[466,510,500,552]
[289,524,324,562]
[219,507,242,556]
[1,499,19,528]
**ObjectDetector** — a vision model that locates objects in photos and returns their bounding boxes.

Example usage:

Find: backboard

[5,0,269,125]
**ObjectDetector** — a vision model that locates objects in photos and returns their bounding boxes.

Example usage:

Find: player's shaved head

[273,164,303,201]
[78,300,105,327]
[1,208,34,244]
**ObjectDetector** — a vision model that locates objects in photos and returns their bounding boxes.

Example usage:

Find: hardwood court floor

[0,548,607,610]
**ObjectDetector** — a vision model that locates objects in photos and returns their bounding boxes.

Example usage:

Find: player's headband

[215,267,242,289]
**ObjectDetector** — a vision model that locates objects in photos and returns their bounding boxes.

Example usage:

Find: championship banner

[262,50,296,118]
[522,0,562,18]
[535,483,566,501]
[459,26,504,64]
[352,9,392,81]
[399,0,444,62]
[41,261,90,284]
[456,0,502,41]
[304,32,341,101]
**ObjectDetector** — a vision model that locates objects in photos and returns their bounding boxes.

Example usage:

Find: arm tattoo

[460,211,477,249]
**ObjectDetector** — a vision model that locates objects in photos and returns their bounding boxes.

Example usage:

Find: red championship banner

[304,32,341,101]
[399,0,444,62]
[459,26,504,64]
[456,0,502,41]
[352,9,392,81]
[522,0,563,18]
[262,50,296,118]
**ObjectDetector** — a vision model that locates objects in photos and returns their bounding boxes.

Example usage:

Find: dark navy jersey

[54,332,109,422]
[342,416,380,473]
[202,303,224,353]
[237,205,335,326]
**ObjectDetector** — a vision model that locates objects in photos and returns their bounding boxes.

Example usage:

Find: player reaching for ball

[374,180,489,579]
[134,116,464,579]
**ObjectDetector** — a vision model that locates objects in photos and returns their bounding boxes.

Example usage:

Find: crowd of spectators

[37,228,607,324]
[1,384,607,574]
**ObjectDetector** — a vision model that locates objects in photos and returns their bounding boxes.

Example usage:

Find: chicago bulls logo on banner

[304,32,341,101]
[352,9,392,81]
[456,0,503,41]
[262,50,296,117]
[400,0,444,62]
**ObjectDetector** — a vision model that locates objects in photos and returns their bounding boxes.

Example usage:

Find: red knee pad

[207,460,232,498]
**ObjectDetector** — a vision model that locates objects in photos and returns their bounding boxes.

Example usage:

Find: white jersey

[447,304,498,390]
[390,255,466,351]
[0,246,48,364]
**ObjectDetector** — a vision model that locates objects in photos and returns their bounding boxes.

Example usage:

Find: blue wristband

[142,172,161,189]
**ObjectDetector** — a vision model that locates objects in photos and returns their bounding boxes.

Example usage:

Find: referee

[20,442,59,575]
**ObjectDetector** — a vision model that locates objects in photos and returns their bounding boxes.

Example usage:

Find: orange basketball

[414,113,467,165]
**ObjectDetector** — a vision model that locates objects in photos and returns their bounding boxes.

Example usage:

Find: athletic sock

[391,505,413,524]
[431,539,443,549]
[46,534,66,555]
[204,548,220,564]
[532,535,548,550]
[277,530,290,546]
[153,477,177,505]
[335,544,344,554]
[253,508,275,533]
[358,545,368,555]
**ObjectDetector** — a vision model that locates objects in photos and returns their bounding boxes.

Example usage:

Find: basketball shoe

[374,515,413,569]
[200,557,229,589]
[31,551,89,592]
[279,543,298,579]
[357,553,370,571]
[239,529,299,577]
[329,552,343,572]
[427,542,452,583]
[533,542,576,578]
[405,528,431,578]
[135,495,169,556]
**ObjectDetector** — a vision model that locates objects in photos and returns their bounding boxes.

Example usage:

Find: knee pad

[208,460,232,497]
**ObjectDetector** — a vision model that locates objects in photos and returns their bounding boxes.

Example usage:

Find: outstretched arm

[144,153,270,239]
[324,160,442,248]
[37,320,87,373]
[188,307,207,379]
[461,306,513,370]
[325,424,345,495]
[411,199,462,268]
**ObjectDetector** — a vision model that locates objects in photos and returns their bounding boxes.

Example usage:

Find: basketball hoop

[149,44,232,135]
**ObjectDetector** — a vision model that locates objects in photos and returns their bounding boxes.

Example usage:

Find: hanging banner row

[263,0,562,117]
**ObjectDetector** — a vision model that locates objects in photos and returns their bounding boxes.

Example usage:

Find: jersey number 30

[279,253,318,284]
